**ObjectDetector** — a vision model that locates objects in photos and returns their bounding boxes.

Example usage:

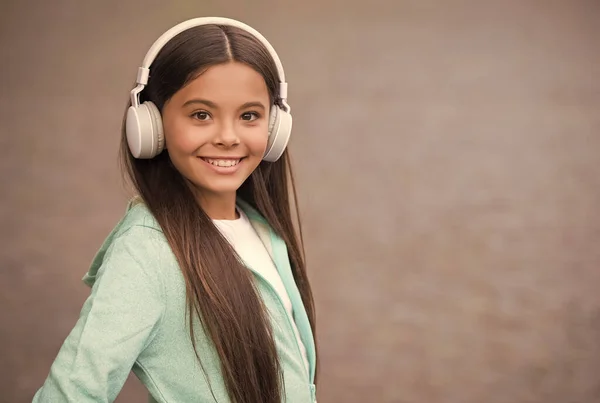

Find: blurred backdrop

[1,1,600,402]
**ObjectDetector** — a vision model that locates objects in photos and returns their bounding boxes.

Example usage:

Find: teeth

[205,159,240,167]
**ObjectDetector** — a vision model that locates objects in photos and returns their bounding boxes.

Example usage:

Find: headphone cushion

[146,102,164,154]
[268,106,278,136]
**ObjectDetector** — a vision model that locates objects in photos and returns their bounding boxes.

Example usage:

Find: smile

[198,157,246,174]
[201,158,242,167]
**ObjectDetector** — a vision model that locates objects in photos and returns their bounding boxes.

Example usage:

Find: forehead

[173,61,269,106]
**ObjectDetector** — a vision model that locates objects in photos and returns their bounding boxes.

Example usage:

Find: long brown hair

[118,24,317,402]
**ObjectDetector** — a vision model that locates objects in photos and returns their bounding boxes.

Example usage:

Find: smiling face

[161,61,271,207]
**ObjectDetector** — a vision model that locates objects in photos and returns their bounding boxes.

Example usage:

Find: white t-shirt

[212,208,309,374]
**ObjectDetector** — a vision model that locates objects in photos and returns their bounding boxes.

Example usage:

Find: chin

[190,178,247,196]
[178,161,257,197]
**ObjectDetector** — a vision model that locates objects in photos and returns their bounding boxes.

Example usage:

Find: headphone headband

[130,17,290,112]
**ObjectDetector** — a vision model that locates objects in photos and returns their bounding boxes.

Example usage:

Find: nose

[214,121,240,147]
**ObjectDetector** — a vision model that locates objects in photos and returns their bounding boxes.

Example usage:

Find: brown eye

[192,111,211,121]
[241,112,259,121]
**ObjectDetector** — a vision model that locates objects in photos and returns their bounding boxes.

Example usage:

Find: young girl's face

[161,61,270,200]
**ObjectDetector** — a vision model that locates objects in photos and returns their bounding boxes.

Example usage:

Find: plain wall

[1,1,599,402]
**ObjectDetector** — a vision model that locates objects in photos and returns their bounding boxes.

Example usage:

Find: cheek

[245,127,270,155]
[164,120,203,154]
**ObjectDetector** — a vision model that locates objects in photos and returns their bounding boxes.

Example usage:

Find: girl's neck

[194,190,239,220]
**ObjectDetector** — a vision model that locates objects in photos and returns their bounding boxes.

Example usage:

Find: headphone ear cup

[263,105,292,162]
[126,101,164,159]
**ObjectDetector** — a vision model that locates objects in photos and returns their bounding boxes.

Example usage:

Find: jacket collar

[237,199,317,383]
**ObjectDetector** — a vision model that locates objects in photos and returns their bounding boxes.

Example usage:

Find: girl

[33,17,318,403]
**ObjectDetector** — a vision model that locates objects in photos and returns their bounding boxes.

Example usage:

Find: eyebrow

[182,99,266,111]
[182,99,217,108]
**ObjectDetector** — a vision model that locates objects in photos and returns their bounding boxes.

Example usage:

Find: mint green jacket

[32,199,317,402]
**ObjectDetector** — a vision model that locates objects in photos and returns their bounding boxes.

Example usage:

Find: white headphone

[126,17,292,162]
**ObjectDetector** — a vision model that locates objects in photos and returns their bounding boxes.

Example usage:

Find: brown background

[2,1,600,402]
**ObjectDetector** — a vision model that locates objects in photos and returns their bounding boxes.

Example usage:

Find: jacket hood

[82,197,159,287]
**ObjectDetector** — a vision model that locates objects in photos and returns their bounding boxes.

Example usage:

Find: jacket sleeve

[32,226,165,403]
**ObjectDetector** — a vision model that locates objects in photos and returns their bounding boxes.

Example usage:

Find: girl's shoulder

[118,196,162,235]
[82,197,168,288]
